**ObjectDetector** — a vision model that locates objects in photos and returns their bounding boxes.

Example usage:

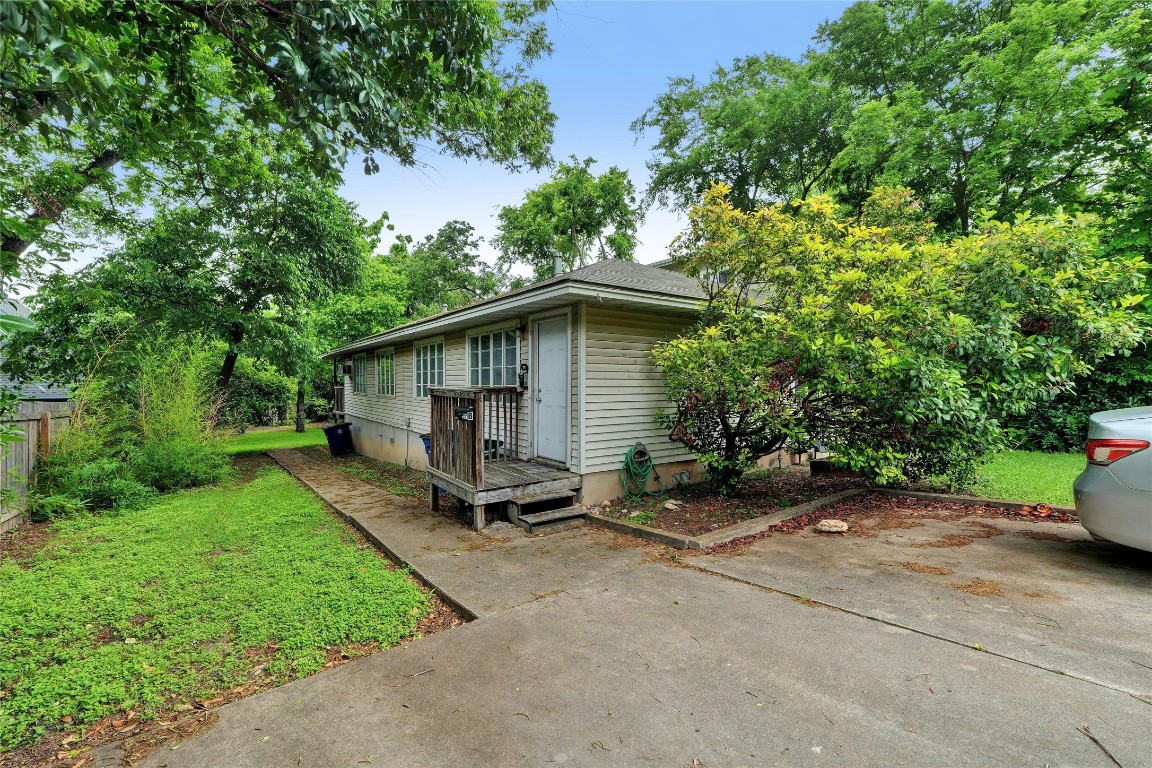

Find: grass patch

[0,464,428,751]
[219,426,327,455]
[971,450,1083,506]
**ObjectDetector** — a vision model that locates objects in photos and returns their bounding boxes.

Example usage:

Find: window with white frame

[376,349,395,396]
[352,354,366,394]
[413,340,444,397]
[469,328,518,387]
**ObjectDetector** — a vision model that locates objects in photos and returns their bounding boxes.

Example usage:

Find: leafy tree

[1,0,556,276]
[654,184,1148,494]
[395,220,507,316]
[494,156,643,279]
[632,54,853,213]
[813,0,1150,233]
[3,132,372,395]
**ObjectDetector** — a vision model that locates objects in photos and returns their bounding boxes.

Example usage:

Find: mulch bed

[598,468,869,537]
[708,491,1079,555]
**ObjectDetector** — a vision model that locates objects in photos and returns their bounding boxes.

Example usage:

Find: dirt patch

[868,517,925,531]
[599,468,869,537]
[1023,589,1059,600]
[0,519,56,566]
[951,579,1004,597]
[911,534,975,549]
[887,561,955,576]
[414,593,468,636]
[229,452,275,483]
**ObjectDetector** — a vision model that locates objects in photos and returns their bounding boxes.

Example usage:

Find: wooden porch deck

[427,460,581,508]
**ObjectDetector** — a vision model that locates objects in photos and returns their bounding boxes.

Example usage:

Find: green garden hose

[619,442,665,499]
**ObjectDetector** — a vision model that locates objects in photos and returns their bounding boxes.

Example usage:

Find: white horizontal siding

[582,306,695,473]
[339,302,695,475]
[341,326,530,459]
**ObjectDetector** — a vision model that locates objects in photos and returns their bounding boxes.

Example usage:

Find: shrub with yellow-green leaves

[654,184,1148,495]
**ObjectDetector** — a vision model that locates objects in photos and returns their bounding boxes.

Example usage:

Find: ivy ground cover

[0,464,429,751]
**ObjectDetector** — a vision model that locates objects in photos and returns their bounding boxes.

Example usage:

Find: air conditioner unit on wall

[342,363,353,375]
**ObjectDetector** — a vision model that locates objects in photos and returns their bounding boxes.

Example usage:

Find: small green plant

[24,491,90,522]
[630,509,658,526]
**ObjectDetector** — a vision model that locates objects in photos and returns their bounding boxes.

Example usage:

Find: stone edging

[588,486,1077,551]
[587,488,868,551]
[873,488,1076,516]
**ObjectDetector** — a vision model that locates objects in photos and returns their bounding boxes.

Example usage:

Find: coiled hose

[619,442,665,499]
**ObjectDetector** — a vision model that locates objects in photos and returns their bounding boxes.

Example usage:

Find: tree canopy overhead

[632,54,852,213]
[3,130,372,391]
[815,0,1149,233]
[494,155,644,280]
[0,0,556,280]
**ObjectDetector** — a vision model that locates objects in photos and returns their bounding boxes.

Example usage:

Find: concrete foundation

[577,459,703,505]
[344,414,429,470]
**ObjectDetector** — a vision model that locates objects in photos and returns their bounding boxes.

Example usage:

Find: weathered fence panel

[1,412,71,532]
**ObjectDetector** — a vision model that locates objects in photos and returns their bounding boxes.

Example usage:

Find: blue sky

[340,0,852,266]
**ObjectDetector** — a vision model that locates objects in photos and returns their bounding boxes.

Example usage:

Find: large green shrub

[210,354,295,430]
[654,185,1149,494]
[1009,349,1152,452]
[35,343,229,514]
[35,459,155,516]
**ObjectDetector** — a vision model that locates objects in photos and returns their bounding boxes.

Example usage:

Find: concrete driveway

[695,501,1152,699]
[139,545,1152,767]
[133,457,1152,767]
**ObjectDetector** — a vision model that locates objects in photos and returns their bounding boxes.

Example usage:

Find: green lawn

[971,450,1085,507]
[0,464,429,751]
[220,425,328,455]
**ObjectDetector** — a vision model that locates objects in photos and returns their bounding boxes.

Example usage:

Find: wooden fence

[1,412,71,532]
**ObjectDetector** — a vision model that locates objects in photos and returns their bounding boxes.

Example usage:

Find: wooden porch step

[513,506,586,533]
[509,489,577,508]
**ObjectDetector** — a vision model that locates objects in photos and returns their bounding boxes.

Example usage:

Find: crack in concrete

[685,560,1150,700]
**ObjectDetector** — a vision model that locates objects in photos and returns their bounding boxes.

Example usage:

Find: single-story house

[327,259,711,529]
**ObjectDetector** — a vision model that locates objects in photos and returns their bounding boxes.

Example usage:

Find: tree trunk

[1,149,122,263]
[216,322,245,391]
[295,377,306,433]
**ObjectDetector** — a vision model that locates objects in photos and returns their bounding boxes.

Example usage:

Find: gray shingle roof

[330,258,704,355]
[544,258,704,300]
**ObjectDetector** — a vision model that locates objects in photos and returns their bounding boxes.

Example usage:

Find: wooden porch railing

[428,387,520,490]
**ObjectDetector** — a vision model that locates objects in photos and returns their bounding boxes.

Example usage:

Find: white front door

[533,315,569,464]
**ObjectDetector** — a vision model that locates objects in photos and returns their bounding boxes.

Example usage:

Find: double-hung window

[351,354,366,394]
[413,340,444,398]
[376,349,395,396]
[469,329,518,387]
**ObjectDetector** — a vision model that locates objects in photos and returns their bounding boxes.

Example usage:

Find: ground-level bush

[1008,349,1152,452]
[130,438,230,492]
[34,343,229,514]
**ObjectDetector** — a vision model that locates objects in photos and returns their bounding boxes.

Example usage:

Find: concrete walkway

[132,451,1152,767]
[268,449,650,618]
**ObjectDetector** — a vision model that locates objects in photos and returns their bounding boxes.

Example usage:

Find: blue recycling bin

[322,423,353,457]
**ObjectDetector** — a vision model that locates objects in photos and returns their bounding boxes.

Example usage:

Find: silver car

[1074,406,1152,552]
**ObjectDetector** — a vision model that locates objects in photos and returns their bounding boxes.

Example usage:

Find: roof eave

[323,283,701,359]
